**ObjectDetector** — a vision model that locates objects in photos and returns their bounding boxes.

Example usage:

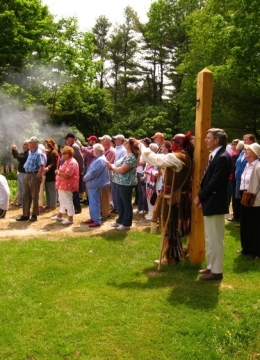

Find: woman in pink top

[51,146,79,225]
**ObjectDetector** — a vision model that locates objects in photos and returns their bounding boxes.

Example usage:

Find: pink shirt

[56,157,79,192]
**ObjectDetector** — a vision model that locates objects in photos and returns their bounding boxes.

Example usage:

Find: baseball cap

[152,132,164,139]
[86,135,98,142]
[99,135,112,141]
[113,134,125,140]
[64,133,75,139]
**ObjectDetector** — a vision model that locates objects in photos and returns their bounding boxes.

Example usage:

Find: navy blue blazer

[199,147,231,216]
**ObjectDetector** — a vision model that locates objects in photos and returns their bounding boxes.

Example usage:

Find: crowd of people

[0,128,259,281]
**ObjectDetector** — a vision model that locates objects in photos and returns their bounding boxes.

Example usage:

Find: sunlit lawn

[0,223,259,359]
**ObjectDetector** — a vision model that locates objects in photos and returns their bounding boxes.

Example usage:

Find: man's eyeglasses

[62,152,67,155]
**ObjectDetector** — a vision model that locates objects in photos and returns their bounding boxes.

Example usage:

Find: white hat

[245,142,260,157]
[113,134,125,140]
[99,135,112,141]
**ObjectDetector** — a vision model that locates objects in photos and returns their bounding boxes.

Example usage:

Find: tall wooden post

[188,68,213,264]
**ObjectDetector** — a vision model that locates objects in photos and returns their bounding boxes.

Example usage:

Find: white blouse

[240,160,259,191]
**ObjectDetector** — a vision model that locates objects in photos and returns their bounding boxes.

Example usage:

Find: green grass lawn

[0,223,259,359]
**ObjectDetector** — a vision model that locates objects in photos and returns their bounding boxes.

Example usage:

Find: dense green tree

[175,0,260,137]
[92,16,112,89]
[0,0,53,79]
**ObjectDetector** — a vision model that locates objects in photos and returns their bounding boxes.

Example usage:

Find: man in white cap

[110,134,126,214]
[16,136,45,222]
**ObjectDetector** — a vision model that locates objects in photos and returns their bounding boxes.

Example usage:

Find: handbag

[241,191,256,207]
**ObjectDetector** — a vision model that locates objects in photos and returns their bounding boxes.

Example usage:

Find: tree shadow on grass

[108,260,220,310]
[232,254,260,274]
[225,222,241,243]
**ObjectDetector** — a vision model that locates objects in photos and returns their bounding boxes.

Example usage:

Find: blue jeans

[116,184,134,226]
[88,187,101,224]
[137,173,148,211]
[18,172,26,205]
[111,181,118,210]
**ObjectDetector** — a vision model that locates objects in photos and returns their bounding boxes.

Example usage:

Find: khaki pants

[100,186,110,216]
[22,174,42,217]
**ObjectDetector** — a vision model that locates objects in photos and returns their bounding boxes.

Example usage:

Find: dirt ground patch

[0,204,152,240]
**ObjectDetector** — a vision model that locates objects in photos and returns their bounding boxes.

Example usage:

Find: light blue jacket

[83,154,110,189]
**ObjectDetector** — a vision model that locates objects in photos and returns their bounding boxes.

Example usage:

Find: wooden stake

[188,68,213,264]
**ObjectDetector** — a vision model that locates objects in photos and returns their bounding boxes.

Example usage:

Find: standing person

[83,144,110,227]
[38,144,48,213]
[234,134,256,227]
[64,133,83,214]
[194,128,231,281]
[0,174,10,219]
[227,139,243,222]
[106,137,140,230]
[99,135,115,220]
[51,146,79,225]
[16,136,45,222]
[11,140,29,206]
[140,143,159,220]
[238,143,260,259]
[81,135,98,204]
[152,133,165,195]
[110,134,126,214]
[44,138,58,210]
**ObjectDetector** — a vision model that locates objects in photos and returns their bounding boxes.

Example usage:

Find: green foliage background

[1,0,260,142]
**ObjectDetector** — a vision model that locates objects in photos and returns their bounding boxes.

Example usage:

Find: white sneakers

[133,209,147,214]
[111,221,121,227]
[51,215,62,221]
[145,216,152,221]
[110,222,130,230]
[117,225,130,231]
[62,220,73,225]
[51,215,73,225]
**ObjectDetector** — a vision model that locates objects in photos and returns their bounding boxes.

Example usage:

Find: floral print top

[55,157,79,192]
[113,154,137,186]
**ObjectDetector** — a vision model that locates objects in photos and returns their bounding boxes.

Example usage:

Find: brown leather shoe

[85,219,94,224]
[198,268,211,274]
[88,222,101,227]
[200,272,223,281]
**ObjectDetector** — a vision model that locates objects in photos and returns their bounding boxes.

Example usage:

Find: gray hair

[207,128,228,147]
[93,143,104,154]
[236,141,244,151]
[149,143,159,152]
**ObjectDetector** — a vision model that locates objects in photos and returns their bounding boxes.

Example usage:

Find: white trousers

[204,214,225,274]
[58,190,75,216]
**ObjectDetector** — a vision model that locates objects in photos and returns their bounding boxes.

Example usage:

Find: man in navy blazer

[194,128,231,280]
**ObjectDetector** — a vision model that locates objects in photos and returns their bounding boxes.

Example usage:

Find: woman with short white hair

[83,143,110,227]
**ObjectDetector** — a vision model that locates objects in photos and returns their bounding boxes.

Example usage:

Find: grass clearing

[0,224,259,359]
